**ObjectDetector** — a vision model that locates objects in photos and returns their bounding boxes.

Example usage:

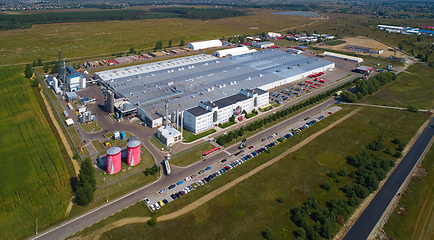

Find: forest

[0,7,247,30]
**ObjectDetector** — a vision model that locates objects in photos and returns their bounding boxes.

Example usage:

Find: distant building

[66,65,86,92]
[322,51,363,63]
[157,125,182,146]
[213,46,256,57]
[252,41,274,49]
[184,88,269,134]
[267,32,282,38]
[187,39,222,50]
[352,66,373,73]
[65,92,78,102]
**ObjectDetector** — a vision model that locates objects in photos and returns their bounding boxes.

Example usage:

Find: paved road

[30,97,340,240]
[343,118,434,240]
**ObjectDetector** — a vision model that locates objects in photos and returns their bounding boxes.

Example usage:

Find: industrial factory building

[65,65,86,92]
[187,39,222,50]
[184,88,269,133]
[94,49,335,131]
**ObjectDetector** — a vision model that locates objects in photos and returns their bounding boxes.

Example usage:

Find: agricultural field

[363,63,434,110]
[0,9,315,66]
[0,66,71,239]
[383,145,434,240]
[77,106,428,240]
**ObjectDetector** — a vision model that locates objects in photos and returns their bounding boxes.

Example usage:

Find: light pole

[107,186,109,202]
[36,218,38,235]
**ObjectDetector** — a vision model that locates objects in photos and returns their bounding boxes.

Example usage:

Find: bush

[262,227,273,239]
[149,213,157,227]
[398,143,406,151]
[394,151,402,158]
[31,78,39,88]
[277,196,283,203]
[384,148,393,155]
[338,168,347,177]
[73,152,80,159]
[321,181,332,190]
[407,104,419,112]
[392,138,401,145]
[328,170,337,178]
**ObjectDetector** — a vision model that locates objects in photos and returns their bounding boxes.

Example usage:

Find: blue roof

[66,65,83,78]
[418,29,434,34]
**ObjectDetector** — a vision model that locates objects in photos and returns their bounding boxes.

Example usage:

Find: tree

[155,41,163,50]
[338,168,347,177]
[262,227,273,239]
[398,43,403,50]
[392,138,401,145]
[43,62,50,73]
[32,60,37,67]
[50,62,59,74]
[340,91,357,103]
[37,58,43,66]
[24,64,33,78]
[217,137,226,146]
[328,170,337,178]
[149,212,157,227]
[384,148,393,155]
[129,47,135,53]
[321,181,332,190]
[394,151,402,158]
[229,114,235,123]
[398,143,406,151]
[168,39,172,48]
[407,104,419,112]
[31,78,39,88]
[76,157,96,206]
[180,39,185,46]
[238,127,244,136]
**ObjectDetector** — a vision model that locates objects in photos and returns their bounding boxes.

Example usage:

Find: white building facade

[187,39,222,50]
[184,88,269,134]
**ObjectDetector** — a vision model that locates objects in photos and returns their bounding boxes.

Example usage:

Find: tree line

[216,80,354,146]
[290,137,403,240]
[340,72,396,103]
[0,8,247,30]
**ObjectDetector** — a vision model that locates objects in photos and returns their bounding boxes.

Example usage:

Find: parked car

[149,204,156,211]
[168,184,176,190]
[205,166,211,171]
[144,198,150,204]
[177,180,184,185]
[159,189,167,194]
[221,159,227,163]
[198,170,205,174]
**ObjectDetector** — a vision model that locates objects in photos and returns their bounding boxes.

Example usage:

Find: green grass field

[182,128,216,142]
[383,141,434,240]
[75,106,428,240]
[170,142,215,167]
[363,64,434,110]
[219,121,236,129]
[0,9,314,66]
[0,66,70,239]
[80,120,103,133]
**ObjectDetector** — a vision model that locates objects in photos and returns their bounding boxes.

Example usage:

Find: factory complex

[94,46,335,133]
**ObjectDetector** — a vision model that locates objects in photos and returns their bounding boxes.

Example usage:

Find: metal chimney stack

[165,99,169,127]
[57,50,63,81]
[176,108,179,130]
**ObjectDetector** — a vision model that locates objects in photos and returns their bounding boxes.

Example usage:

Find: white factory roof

[213,47,256,58]
[187,39,222,50]
[158,125,181,139]
[322,51,363,63]
[377,25,404,30]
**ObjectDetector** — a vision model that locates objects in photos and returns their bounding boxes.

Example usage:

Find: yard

[80,120,103,133]
[182,128,216,143]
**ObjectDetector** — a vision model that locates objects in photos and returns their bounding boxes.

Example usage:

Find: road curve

[343,117,434,240]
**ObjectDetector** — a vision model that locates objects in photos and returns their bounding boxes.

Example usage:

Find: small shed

[65,92,78,103]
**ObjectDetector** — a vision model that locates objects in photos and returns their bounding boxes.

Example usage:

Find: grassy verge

[245,111,258,119]
[169,142,215,167]
[182,128,216,143]
[383,143,434,239]
[80,120,103,133]
[336,74,353,81]
[150,136,170,151]
[363,63,434,110]
[77,106,428,240]
[92,140,105,153]
[219,121,236,129]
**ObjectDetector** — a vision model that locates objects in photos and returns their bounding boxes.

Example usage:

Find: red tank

[106,147,121,174]
[126,140,141,166]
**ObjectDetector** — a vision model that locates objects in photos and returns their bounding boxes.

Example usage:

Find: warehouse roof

[322,51,363,63]
[214,93,249,108]
[187,39,222,50]
[213,47,256,57]
[186,106,210,117]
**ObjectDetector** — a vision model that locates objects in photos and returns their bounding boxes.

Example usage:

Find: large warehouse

[94,49,335,129]
[187,39,222,50]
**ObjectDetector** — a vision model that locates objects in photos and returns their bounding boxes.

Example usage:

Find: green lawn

[0,66,71,240]
[92,139,105,154]
[323,40,346,46]
[245,111,258,119]
[150,136,169,151]
[80,120,103,133]
[82,106,428,240]
[383,144,434,240]
[169,142,215,167]
[219,121,236,129]
[363,64,434,110]
[182,128,216,143]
